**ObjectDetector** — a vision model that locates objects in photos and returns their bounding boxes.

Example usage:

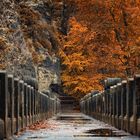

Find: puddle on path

[15,113,140,140]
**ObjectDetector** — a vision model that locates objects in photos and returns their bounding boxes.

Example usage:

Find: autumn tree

[59,0,140,98]
[59,18,98,99]
[107,0,140,75]
[59,17,125,98]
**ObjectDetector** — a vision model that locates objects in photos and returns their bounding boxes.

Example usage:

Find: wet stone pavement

[14,113,140,140]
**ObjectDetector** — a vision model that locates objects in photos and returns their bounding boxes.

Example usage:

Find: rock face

[0,0,70,92]
[0,0,31,73]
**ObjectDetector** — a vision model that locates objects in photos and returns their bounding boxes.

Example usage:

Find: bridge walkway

[15,112,139,140]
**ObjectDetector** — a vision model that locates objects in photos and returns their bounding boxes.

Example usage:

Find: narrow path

[15,113,139,140]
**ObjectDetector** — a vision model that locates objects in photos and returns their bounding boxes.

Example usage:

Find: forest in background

[59,0,140,99]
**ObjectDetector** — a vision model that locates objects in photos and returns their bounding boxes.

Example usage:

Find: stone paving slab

[14,113,140,140]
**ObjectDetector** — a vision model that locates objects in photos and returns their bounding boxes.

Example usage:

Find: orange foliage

[28,121,56,131]
[59,0,140,98]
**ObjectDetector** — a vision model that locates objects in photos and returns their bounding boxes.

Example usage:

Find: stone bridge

[0,71,140,139]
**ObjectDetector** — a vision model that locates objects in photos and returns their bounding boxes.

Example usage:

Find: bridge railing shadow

[80,75,140,137]
[0,70,61,139]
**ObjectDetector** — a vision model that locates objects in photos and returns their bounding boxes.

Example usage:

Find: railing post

[37,91,39,122]
[107,90,110,123]
[46,95,49,118]
[33,89,36,123]
[91,94,93,117]
[87,94,89,115]
[81,99,84,114]
[53,97,55,115]
[87,95,89,115]
[24,83,28,127]
[34,89,37,122]
[123,80,128,131]
[115,84,118,128]
[83,97,85,114]
[89,93,92,116]
[112,85,117,126]
[89,94,91,116]
[118,82,123,129]
[105,90,109,123]
[51,98,53,116]
[37,92,39,121]
[99,94,102,120]
[80,99,82,113]
[43,96,45,119]
[48,96,50,117]
[94,94,97,119]
[84,95,87,115]
[128,76,137,135]
[125,78,134,133]
[108,91,111,124]
[84,96,86,115]
[45,96,48,117]
[110,86,113,125]
[92,95,96,118]
[55,96,57,115]
[116,83,122,129]
[86,95,88,115]
[134,75,140,136]
[41,95,43,119]
[80,99,83,113]
[100,93,104,121]
[121,80,127,130]
[27,85,31,126]
[36,91,38,121]
[102,92,105,121]
[8,75,14,136]
[84,97,86,115]
[43,95,45,118]
[30,87,34,124]
[39,93,41,120]
[14,78,20,134]
[40,94,44,120]
[108,88,111,123]
[0,71,8,139]
[40,94,43,120]
[49,98,52,117]
[56,98,59,114]
[19,80,24,129]
[46,96,48,117]
[52,98,54,116]
[87,94,90,115]
[96,94,99,119]
[42,95,44,118]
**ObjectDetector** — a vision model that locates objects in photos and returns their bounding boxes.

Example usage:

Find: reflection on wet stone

[15,113,140,140]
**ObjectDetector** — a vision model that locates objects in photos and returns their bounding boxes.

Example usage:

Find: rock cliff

[0,0,71,92]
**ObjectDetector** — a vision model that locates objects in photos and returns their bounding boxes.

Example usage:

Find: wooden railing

[80,75,140,136]
[0,70,61,139]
